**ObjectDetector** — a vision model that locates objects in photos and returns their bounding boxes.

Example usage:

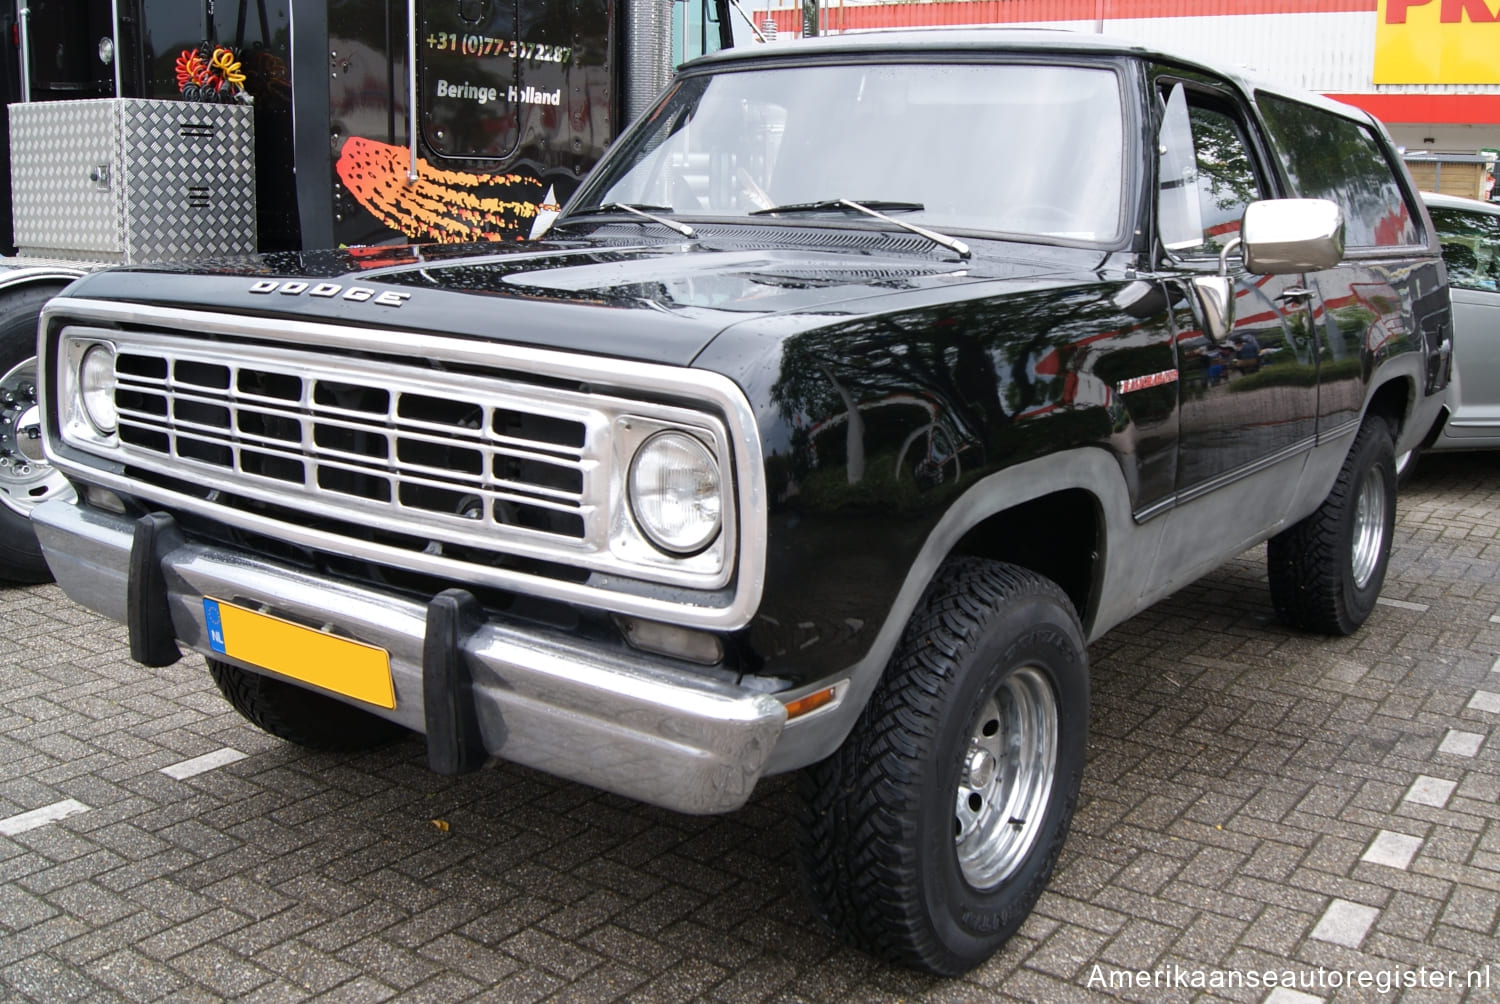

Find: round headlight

[628,431,722,554]
[79,343,117,434]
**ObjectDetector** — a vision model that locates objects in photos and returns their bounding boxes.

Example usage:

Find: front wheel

[1267,418,1396,635]
[797,558,1088,975]
[208,659,409,752]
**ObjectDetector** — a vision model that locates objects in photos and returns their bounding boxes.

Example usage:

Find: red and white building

[755,0,1500,178]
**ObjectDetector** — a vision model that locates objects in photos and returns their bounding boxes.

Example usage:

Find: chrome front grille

[49,308,760,627]
[113,347,591,543]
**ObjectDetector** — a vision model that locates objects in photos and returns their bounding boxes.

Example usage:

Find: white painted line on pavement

[0,798,90,836]
[1376,597,1429,612]
[1403,775,1457,808]
[1361,830,1422,870]
[1266,990,1324,1004]
[1468,691,1500,715]
[161,747,249,780]
[1438,730,1484,757]
[1310,899,1378,949]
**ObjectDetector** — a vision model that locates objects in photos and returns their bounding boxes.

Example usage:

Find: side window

[1157,83,1265,258]
[1257,94,1419,249]
[1429,206,1500,291]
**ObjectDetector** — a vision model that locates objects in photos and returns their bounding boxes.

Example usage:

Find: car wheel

[1267,418,1396,635]
[0,283,74,584]
[797,558,1087,975]
[208,659,410,751]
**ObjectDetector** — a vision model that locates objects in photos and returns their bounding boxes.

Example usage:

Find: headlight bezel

[78,342,118,435]
[57,334,122,450]
[627,429,723,556]
[607,413,734,577]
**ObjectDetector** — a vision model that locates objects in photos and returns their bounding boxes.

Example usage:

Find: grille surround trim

[42,297,767,630]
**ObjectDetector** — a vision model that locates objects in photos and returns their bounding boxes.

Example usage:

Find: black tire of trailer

[1267,417,1396,636]
[797,558,1088,976]
[0,281,70,585]
[208,658,410,752]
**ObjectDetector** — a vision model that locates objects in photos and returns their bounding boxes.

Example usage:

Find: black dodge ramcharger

[34,30,1451,974]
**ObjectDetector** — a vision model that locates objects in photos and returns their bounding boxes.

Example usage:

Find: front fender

[763,445,1150,775]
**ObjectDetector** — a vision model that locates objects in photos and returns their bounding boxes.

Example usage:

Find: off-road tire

[208,658,408,751]
[0,282,70,584]
[797,558,1088,975]
[1267,418,1396,635]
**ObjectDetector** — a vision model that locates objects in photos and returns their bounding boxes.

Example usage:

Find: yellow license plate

[202,598,395,709]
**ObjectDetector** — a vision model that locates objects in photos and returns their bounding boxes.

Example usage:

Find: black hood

[61,233,1110,366]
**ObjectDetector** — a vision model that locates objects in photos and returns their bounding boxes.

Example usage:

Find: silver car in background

[1422,191,1500,454]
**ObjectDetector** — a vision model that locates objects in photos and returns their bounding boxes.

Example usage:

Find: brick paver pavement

[2,452,1498,1002]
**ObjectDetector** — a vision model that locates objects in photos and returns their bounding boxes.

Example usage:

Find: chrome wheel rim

[955,665,1058,888]
[0,355,73,517]
[1350,464,1387,590]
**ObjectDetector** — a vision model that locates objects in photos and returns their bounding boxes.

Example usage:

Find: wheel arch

[765,446,1134,775]
[952,489,1100,628]
[1365,373,1413,440]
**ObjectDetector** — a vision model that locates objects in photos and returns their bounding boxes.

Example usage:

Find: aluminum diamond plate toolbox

[10,98,255,263]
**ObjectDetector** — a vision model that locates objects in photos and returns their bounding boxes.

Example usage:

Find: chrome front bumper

[32,498,786,814]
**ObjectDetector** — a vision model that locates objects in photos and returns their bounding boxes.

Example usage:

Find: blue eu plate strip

[203,599,227,654]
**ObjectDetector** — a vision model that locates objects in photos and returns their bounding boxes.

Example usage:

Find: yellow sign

[1375,0,1500,84]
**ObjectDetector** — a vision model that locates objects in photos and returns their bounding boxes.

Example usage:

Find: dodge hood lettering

[249,279,411,307]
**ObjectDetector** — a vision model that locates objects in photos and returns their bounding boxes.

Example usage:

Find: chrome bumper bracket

[423,588,489,776]
[128,511,183,667]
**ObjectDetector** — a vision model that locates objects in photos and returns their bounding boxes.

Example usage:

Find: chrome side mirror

[1242,198,1344,275]
[1187,198,1345,342]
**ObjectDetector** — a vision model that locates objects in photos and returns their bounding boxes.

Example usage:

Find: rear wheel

[208,659,408,752]
[1268,418,1396,635]
[0,282,73,584]
[798,558,1087,975]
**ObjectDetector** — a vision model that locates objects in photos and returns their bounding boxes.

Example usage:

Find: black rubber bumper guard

[126,513,489,776]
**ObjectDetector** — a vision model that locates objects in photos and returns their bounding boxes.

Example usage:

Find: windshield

[570,61,1128,243]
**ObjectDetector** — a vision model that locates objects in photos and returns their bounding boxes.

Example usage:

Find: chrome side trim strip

[1316,417,1360,446]
[1174,434,1317,508]
[1131,434,1318,522]
[1132,495,1174,523]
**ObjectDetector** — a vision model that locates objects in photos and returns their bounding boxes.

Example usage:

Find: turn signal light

[784,686,837,720]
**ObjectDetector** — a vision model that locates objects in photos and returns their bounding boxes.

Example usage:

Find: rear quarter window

[1256,94,1420,250]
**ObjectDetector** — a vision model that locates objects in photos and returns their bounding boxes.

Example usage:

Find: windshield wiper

[587,202,696,238]
[750,198,969,259]
[750,199,924,216]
